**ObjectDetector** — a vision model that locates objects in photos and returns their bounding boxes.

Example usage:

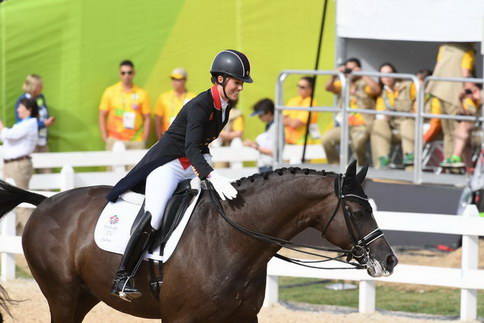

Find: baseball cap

[250,109,265,117]
[250,98,274,116]
[170,68,187,80]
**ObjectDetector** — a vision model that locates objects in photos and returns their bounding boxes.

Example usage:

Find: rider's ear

[355,164,369,184]
[345,160,357,177]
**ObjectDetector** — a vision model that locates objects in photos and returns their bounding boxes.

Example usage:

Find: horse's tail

[0,180,46,219]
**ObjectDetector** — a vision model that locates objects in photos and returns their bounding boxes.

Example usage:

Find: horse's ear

[356,164,369,184]
[345,160,357,177]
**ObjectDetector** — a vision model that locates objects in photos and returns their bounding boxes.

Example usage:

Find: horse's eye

[353,211,364,219]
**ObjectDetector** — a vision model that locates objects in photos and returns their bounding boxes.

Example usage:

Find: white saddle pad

[94,189,201,262]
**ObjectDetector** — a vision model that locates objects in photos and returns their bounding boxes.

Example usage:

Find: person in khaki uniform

[371,63,416,169]
[323,58,380,166]
[426,43,475,159]
[441,82,482,170]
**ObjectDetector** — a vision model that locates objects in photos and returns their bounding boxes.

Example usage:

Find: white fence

[264,204,484,321]
[0,144,481,320]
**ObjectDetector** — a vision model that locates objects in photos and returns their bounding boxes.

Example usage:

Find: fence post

[112,141,126,175]
[359,280,376,313]
[460,204,479,321]
[263,275,278,307]
[0,210,16,281]
[229,138,243,169]
[60,165,75,191]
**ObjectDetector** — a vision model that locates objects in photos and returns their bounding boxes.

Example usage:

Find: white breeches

[145,159,196,229]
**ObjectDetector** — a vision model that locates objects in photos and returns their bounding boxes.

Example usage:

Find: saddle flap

[154,187,200,249]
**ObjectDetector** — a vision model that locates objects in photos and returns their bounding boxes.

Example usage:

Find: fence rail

[264,204,482,321]
[0,145,481,320]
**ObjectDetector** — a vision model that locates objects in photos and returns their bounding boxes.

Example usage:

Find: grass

[279,277,484,317]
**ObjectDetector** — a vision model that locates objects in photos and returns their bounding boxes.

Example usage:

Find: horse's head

[321,161,398,277]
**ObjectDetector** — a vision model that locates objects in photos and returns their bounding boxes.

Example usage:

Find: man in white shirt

[244,98,275,172]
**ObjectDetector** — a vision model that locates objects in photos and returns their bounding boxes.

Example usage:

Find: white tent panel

[337,0,484,42]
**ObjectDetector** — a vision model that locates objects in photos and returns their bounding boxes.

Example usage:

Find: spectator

[441,82,482,170]
[244,98,275,172]
[154,68,195,139]
[99,60,151,150]
[418,69,444,145]
[0,98,39,234]
[426,43,475,159]
[371,63,416,169]
[15,74,55,154]
[322,58,380,166]
[417,69,432,84]
[283,76,320,145]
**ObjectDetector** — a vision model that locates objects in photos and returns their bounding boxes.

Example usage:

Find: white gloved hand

[207,170,238,201]
[190,176,201,191]
[203,153,213,166]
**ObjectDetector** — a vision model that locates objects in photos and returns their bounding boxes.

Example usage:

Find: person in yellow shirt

[371,63,416,169]
[441,82,482,170]
[154,68,196,139]
[426,43,475,159]
[283,76,320,145]
[323,58,380,166]
[99,60,151,150]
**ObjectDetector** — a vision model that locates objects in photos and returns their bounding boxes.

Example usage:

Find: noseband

[206,172,384,270]
[320,173,384,265]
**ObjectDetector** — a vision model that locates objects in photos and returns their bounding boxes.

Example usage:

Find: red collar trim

[210,85,222,111]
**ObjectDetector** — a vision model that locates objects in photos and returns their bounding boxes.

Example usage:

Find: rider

[107,50,253,301]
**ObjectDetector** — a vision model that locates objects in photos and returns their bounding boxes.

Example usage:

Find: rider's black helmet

[210,50,253,83]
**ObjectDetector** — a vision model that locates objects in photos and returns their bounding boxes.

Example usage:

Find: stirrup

[112,274,142,302]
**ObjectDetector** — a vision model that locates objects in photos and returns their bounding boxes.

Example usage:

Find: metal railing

[274,70,484,184]
[274,70,346,169]
[343,71,420,181]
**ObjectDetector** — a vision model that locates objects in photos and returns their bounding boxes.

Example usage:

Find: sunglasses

[121,71,133,75]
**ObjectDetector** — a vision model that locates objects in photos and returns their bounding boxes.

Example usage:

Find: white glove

[203,153,213,166]
[207,170,238,201]
[190,176,201,191]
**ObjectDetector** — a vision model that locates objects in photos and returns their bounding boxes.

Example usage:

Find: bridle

[320,173,384,265]
[205,172,385,270]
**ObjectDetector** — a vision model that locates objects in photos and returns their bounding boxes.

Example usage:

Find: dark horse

[0,161,396,322]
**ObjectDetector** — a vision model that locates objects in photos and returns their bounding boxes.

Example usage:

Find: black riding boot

[111,211,155,301]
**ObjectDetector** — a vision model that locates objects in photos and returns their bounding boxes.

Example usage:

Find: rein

[205,172,384,270]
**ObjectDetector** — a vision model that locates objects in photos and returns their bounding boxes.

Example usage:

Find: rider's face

[219,76,244,101]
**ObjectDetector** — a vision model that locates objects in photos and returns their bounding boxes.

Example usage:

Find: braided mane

[233,167,338,188]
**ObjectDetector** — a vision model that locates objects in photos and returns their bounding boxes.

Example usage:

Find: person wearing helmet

[107,49,253,301]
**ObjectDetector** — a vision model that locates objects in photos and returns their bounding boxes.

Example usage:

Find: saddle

[130,179,199,298]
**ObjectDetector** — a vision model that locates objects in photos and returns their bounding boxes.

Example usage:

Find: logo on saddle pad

[94,190,201,263]
[109,215,119,225]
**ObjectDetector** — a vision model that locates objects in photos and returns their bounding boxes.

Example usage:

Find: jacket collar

[210,85,222,111]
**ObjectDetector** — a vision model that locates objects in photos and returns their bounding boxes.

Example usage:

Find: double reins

[205,173,383,270]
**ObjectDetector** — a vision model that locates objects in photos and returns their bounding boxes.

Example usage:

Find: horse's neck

[212,173,335,271]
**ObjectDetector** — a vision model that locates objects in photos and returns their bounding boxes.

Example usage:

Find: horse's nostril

[387,255,398,269]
